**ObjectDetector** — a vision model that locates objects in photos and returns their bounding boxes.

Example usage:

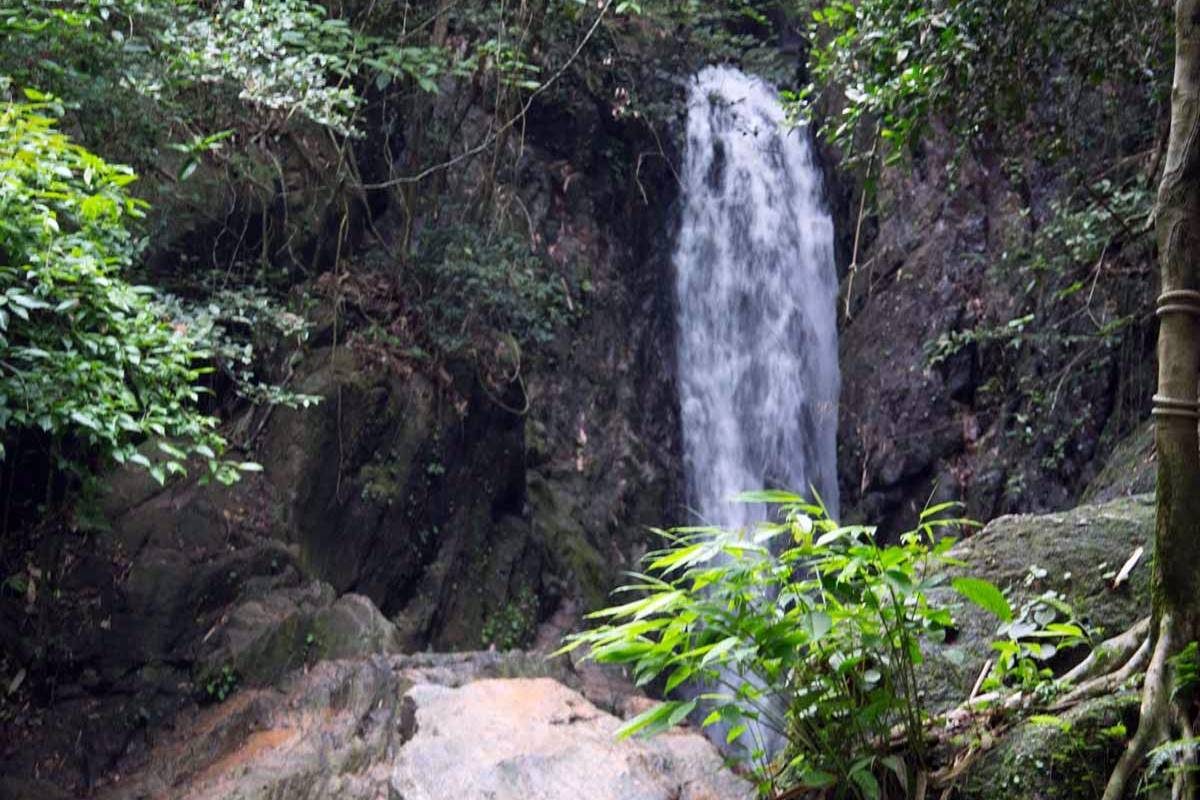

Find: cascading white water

[674,66,840,531]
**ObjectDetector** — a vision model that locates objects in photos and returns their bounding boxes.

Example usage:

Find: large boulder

[916,496,1152,798]
[922,494,1153,710]
[393,678,750,800]
[97,657,751,800]
[195,582,403,689]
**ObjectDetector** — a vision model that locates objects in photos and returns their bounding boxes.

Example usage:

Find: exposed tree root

[854,615,1194,800]
[1100,615,1194,800]
[929,614,1194,799]
[1054,635,1152,710]
[1060,616,1152,686]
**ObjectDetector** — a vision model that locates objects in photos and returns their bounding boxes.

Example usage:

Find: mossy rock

[527,471,611,611]
[953,692,1139,799]
[922,495,1153,711]
[196,582,402,690]
[1084,419,1155,504]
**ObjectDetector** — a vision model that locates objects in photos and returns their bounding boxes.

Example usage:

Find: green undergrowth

[561,491,1103,799]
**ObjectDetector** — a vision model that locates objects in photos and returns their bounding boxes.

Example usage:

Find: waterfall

[673,65,840,531]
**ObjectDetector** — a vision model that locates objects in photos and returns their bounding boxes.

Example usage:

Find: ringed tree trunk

[1105,1,1200,797]
[1154,0,1200,626]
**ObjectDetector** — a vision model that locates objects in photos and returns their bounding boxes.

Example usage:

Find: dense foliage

[799,0,1172,169]
[562,491,1094,798]
[564,495,968,797]
[0,92,245,484]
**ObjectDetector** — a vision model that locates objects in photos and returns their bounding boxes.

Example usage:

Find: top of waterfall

[689,65,800,130]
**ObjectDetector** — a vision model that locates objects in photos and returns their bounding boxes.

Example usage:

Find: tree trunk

[1105,2,1200,797]
[1153,0,1200,623]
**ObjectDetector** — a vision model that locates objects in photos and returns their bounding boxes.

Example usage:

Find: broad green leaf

[700,636,739,667]
[952,577,1012,622]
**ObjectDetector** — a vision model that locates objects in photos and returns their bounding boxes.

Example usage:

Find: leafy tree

[800,0,1171,169]
[0,90,247,485]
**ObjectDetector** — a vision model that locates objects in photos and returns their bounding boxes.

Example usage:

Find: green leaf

[734,489,804,504]
[804,611,833,641]
[952,577,1012,622]
[615,699,695,739]
[919,500,961,520]
[664,665,693,693]
[850,768,881,800]
[700,636,740,667]
[69,410,100,431]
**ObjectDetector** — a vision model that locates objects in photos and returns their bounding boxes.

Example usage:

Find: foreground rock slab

[393,678,749,800]
[98,655,750,800]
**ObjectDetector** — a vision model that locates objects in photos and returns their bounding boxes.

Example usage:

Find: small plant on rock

[203,665,238,703]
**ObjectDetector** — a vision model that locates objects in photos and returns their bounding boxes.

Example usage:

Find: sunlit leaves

[0,96,245,483]
[952,576,1012,622]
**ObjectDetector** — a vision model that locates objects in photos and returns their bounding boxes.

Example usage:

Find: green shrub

[0,92,247,483]
[560,493,978,798]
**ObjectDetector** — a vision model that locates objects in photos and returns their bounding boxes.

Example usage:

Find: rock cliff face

[830,135,1156,532]
[825,91,1157,533]
[0,46,692,793]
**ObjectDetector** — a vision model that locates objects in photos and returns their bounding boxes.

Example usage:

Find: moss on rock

[922,495,1153,710]
[527,471,611,611]
[954,692,1139,799]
